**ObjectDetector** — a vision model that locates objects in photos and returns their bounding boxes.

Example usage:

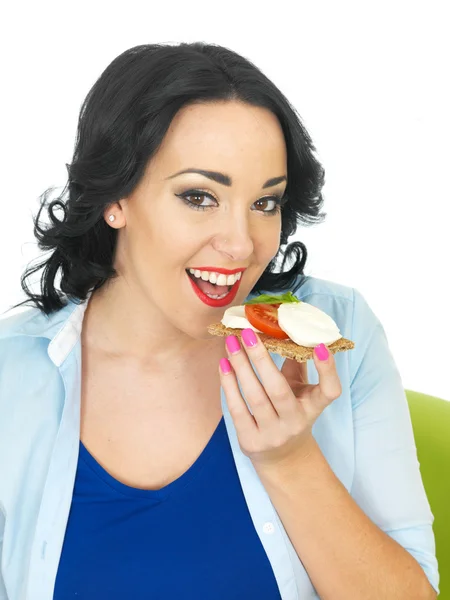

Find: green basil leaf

[244,291,301,305]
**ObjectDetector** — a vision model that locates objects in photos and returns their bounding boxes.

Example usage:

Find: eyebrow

[165,168,287,189]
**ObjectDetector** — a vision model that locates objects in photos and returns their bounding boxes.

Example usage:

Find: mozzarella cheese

[221,301,342,347]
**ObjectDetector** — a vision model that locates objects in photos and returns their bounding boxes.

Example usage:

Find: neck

[81,283,227,376]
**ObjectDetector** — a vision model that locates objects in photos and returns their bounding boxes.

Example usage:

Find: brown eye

[178,191,216,209]
[176,189,284,216]
[255,197,282,213]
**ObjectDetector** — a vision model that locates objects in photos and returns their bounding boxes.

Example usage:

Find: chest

[79,349,224,491]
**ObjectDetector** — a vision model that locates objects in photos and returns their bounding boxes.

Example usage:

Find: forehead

[151,101,287,177]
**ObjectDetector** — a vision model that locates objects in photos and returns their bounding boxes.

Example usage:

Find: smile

[186,269,243,308]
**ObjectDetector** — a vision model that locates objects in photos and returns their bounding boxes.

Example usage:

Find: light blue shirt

[0,275,440,599]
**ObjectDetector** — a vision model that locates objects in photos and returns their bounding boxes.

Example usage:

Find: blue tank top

[53,416,282,599]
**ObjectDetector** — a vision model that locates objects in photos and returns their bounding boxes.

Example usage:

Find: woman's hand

[219,328,342,471]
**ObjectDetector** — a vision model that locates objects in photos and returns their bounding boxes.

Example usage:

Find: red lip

[188,266,246,275]
[187,270,243,308]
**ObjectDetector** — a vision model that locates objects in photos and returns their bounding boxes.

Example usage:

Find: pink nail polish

[242,328,257,348]
[314,343,329,361]
[226,335,241,354]
[220,357,232,374]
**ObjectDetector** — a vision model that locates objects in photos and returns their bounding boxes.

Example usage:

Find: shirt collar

[46,291,93,367]
[0,291,93,368]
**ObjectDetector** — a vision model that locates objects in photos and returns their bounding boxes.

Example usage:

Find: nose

[214,221,254,262]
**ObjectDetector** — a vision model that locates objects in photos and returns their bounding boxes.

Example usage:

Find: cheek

[255,223,282,260]
[149,223,198,272]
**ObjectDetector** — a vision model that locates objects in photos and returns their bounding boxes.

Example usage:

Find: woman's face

[110,100,288,342]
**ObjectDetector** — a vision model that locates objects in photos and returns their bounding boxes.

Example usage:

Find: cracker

[207,322,355,363]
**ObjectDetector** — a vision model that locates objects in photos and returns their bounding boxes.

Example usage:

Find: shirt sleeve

[348,288,440,596]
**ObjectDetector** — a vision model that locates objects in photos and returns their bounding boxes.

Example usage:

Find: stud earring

[108,215,116,222]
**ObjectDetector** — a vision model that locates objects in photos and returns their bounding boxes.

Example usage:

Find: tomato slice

[244,303,290,339]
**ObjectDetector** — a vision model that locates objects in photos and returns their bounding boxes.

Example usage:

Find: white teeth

[216,274,228,286]
[204,291,229,300]
[188,268,242,286]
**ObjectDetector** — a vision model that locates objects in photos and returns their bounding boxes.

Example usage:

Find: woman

[0,42,439,599]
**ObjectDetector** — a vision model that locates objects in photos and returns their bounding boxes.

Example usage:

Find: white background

[1,0,448,400]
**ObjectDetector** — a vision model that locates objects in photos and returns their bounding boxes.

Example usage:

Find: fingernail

[242,328,257,348]
[314,343,329,361]
[226,335,241,354]
[219,357,232,374]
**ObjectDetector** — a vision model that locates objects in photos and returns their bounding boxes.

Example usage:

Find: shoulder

[291,274,354,302]
[289,273,382,334]
[0,306,57,407]
[0,299,75,350]
[0,307,43,366]
[0,305,42,337]
[0,306,66,444]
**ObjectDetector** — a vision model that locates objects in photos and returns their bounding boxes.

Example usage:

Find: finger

[236,329,299,420]
[219,358,258,436]
[308,343,343,412]
[225,333,279,427]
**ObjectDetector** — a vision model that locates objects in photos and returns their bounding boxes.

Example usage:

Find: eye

[176,189,286,216]
[254,197,283,215]
[177,190,216,210]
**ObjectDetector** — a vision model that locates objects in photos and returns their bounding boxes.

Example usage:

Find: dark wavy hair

[9,42,327,317]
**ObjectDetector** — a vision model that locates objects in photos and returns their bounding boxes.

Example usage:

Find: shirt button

[263,522,275,534]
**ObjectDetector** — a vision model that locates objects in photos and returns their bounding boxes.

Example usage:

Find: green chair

[406,389,450,598]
